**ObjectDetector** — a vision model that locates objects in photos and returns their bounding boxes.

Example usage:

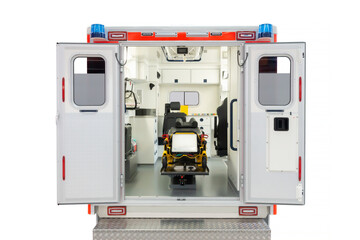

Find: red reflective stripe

[245,40,271,43]
[62,156,65,181]
[299,77,302,102]
[87,34,90,43]
[62,77,65,102]
[92,40,119,43]
[127,32,236,41]
[273,205,277,215]
[274,34,277,42]
[298,156,302,181]
[88,204,92,215]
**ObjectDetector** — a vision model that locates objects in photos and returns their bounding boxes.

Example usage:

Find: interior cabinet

[138,62,149,81]
[162,69,191,84]
[191,69,219,84]
[161,69,219,84]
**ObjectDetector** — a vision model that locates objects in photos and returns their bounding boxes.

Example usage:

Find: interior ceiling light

[161,46,204,62]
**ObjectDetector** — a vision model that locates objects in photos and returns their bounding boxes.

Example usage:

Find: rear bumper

[93,218,271,240]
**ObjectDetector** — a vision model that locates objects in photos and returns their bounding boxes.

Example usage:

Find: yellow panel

[180,105,188,115]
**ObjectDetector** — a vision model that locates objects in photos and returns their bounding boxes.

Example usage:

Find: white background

[0,0,358,239]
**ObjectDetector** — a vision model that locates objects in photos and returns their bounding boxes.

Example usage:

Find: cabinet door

[191,69,219,84]
[162,69,191,84]
[57,43,122,204]
[243,43,305,205]
[138,62,149,81]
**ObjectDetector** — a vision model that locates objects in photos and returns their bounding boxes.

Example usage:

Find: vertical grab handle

[230,99,238,151]
[214,116,218,138]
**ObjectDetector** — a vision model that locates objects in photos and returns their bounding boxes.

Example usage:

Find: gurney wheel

[162,156,168,169]
[202,156,207,169]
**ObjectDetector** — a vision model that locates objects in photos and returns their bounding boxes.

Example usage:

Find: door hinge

[240,174,244,188]
[237,50,248,72]
[120,174,124,188]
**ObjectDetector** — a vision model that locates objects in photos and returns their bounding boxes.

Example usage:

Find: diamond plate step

[93,218,271,240]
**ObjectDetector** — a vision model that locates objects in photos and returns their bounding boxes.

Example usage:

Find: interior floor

[125,157,239,199]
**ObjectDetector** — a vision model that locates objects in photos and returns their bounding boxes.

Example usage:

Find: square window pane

[169,91,184,105]
[184,91,199,106]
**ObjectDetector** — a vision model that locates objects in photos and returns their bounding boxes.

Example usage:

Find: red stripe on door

[299,77,302,102]
[298,156,302,181]
[62,77,65,102]
[62,156,65,180]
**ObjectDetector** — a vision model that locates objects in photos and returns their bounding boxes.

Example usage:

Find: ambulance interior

[123,46,241,200]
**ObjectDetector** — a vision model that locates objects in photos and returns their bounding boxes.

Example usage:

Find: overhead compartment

[162,69,191,84]
[191,69,220,84]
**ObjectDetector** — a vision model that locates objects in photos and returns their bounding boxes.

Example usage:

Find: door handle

[79,110,98,113]
[230,99,237,151]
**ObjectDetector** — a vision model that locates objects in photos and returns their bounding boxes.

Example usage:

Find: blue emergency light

[91,24,105,38]
[258,23,273,38]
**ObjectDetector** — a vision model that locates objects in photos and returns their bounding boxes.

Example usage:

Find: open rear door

[244,43,305,204]
[56,43,122,204]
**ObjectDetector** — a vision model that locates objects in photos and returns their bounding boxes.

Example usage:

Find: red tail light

[108,206,126,216]
[239,207,258,216]
[273,205,277,215]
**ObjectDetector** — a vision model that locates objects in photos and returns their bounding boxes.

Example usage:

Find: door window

[258,56,291,106]
[73,57,106,106]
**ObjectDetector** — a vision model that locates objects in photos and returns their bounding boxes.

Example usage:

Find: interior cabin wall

[227,47,240,191]
[158,85,221,116]
[133,82,158,109]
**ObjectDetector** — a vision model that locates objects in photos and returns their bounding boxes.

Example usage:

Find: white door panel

[243,43,305,205]
[57,43,122,204]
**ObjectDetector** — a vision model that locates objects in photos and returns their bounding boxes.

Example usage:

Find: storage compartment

[191,69,219,84]
[162,69,191,84]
